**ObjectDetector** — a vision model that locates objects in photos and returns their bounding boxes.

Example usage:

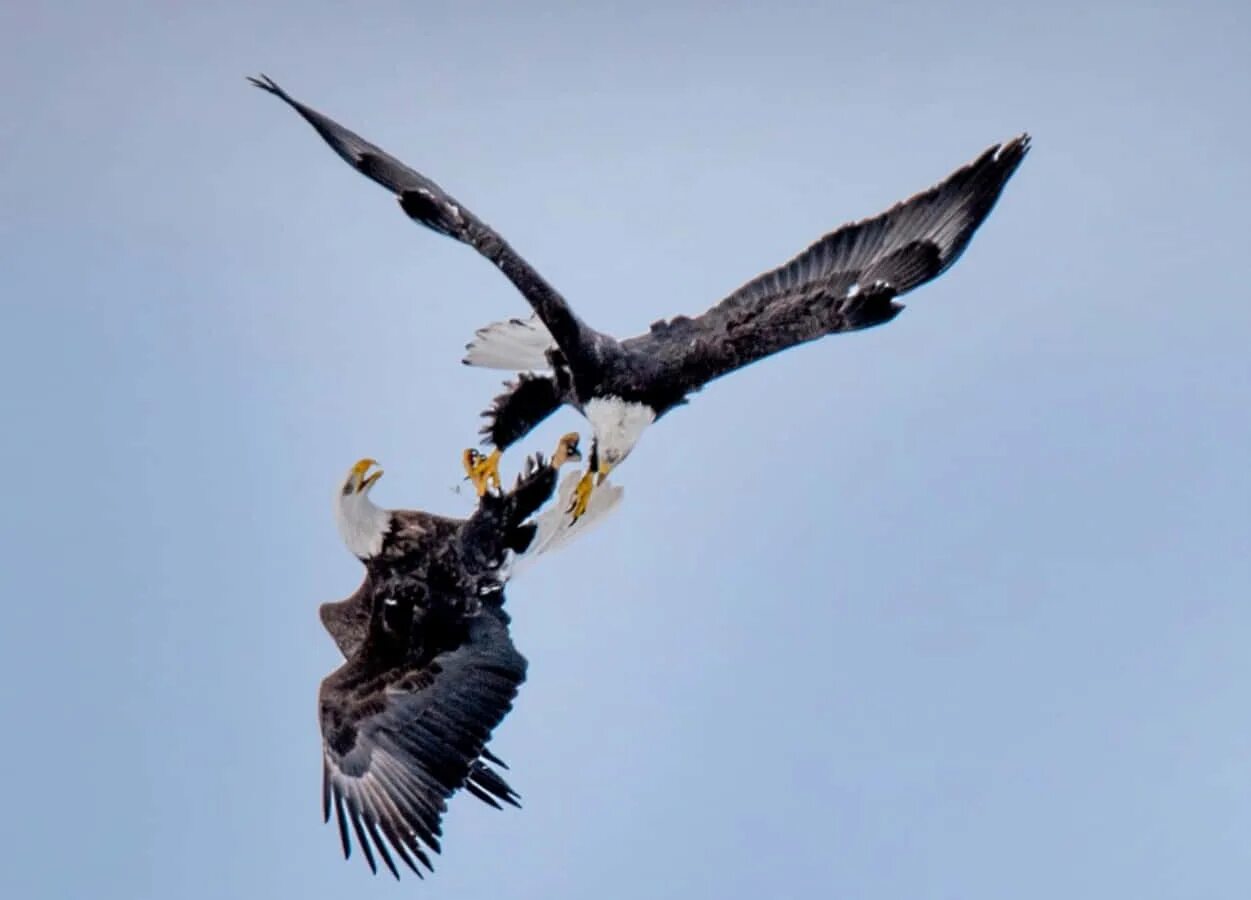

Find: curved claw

[566,470,594,522]
[463,447,503,496]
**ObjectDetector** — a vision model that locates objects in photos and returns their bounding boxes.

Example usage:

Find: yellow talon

[462,447,502,496]
[566,470,594,522]
[552,433,583,469]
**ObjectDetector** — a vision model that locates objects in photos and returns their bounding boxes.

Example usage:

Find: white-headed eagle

[317,435,595,878]
[251,74,1028,519]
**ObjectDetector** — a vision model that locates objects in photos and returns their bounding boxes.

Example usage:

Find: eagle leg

[463,447,503,496]
[566,470,595,523]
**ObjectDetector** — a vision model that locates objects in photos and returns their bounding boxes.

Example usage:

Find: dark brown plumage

[250,73,1028,489]
[317,453,563,878]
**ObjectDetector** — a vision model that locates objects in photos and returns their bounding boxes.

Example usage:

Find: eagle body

[316,454,562,879]
[251,72,1028,485]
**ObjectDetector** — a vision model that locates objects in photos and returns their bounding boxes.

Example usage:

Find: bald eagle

[318,435,581,878]
[250,74,1029,517]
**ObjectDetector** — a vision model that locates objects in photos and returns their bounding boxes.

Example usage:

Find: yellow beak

[351,458,383,492]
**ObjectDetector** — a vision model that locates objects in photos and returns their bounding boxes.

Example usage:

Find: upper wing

[319,576,374,658]
[625,135,1030,388]
[319,606,527,879]
[248,74,590,354]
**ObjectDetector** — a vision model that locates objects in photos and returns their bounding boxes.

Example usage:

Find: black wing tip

[991,133,1031,170]
[349,809,378,875]
[479,747,509,770]
[463,780,504,809]
[321,762,332,823]
[246,73,283,96]
[956,132,1031,189]
[467,756,524,808]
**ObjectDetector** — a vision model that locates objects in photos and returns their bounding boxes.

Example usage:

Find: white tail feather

[512,471,624,575]
[463,316,556,371]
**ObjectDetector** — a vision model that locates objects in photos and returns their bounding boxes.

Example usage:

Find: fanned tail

[464,316,557,371]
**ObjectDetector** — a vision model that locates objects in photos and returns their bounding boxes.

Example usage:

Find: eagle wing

[249,74,590,355]
[319,576,374,658]
[625,135,1030,389]
[319,606,527,878]
[474,372,564,452]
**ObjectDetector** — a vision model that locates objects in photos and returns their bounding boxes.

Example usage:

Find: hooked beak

[352,458,383,493]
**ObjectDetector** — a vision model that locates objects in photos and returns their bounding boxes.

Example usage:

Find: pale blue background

[2,1,1248,897]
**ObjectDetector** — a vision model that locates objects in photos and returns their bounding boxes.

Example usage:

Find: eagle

[250,74,1029,518]
[318,434,583,878]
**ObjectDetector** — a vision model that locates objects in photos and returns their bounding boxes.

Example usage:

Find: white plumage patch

[511,470,624,574]
[585,396,656,468]
[463,316,556,371]
[334,490,391,559]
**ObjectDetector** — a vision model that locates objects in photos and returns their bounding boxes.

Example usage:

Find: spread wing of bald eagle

[250,74,1029,519]
[318,436,581,878]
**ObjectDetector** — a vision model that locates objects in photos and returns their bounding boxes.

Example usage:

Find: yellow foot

[462,447,502,496]
[566,470,594,522]
[552,433,582,469]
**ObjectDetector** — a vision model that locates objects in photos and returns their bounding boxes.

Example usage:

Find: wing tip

[993,133,1032,169]
[246,72,283,96]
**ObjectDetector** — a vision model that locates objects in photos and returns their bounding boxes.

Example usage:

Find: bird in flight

[318,435,583,878]
[250,74,1028,520]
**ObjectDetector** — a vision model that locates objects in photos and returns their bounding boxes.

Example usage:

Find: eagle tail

[512,469,625,574]
[463,315,557,371]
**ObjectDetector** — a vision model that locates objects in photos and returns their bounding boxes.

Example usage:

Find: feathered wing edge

[714,135,1030,312]
[477,373,565,451]
[319,611,527,879]
[630,134,1031,388]
[463,750,520,809]
[249,73,592,356]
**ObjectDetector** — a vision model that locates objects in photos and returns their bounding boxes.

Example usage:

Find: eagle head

[334,458,391,560]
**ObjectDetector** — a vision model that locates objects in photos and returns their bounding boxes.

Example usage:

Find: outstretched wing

[627,135,1030,389]
[319,607,527,879]
[248,74,590,354]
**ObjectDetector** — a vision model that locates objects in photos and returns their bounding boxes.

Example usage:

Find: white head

[334,458,391,559]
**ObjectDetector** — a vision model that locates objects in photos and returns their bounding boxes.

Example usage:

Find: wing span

[628,135,1030,389]
[249,74,589,354]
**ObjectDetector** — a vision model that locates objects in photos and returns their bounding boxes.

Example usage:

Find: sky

[2,1,1249,897]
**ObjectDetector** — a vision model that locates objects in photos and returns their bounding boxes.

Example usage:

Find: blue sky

[2,1,1249,897]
